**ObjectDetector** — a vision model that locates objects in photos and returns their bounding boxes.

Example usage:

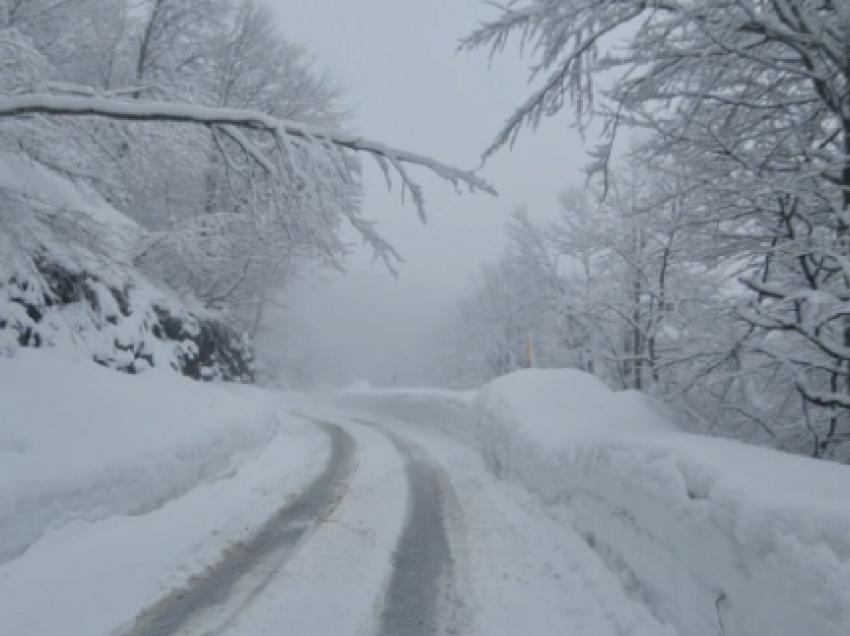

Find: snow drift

[339,369,850,636]
[0,350,278,565]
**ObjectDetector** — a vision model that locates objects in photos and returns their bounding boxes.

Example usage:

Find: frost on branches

[463,0,850,461]
[0,0,493,375]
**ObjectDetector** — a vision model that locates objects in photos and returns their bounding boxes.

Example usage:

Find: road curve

[124,411,465,636]
[125,418,357,636]
[368,423,462,636]
[4,403,672,636]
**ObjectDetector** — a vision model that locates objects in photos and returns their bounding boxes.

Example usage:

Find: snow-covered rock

[0,349,278,566]
[0,151,254,382]
[339,369,850,636]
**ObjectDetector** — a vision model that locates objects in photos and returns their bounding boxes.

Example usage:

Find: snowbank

[0,350,278,565]
[0,407,327,636]
[340,369,850,636]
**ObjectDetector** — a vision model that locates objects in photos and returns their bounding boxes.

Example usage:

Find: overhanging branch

[0,93,498,221]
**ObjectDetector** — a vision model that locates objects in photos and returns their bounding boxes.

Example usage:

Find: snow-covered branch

[0,92,497,221]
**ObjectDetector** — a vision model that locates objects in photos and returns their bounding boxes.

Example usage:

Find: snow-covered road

[5,374,849,636]
[2,399,671,636]
[126,417,359,636]
[106,405,669,636]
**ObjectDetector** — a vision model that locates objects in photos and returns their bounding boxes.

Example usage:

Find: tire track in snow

[348,418,465,636]
[124,416,357,636]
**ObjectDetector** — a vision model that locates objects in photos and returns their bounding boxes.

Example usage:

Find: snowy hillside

[338,369,850,636]
[0,151,253,381]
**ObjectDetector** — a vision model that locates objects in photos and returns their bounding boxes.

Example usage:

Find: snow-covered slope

[0,151,253,381]
[338,369,850,636]
[0,349,278,565]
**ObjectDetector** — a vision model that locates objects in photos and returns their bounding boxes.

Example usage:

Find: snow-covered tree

[1,0,494,339]
[465,0,850,460]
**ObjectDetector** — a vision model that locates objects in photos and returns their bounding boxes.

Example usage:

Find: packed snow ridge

[0,350,278,565]
[339,368,850,636]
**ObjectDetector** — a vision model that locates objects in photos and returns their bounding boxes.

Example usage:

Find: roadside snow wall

[0,350,278,566]
[338,369,850,636]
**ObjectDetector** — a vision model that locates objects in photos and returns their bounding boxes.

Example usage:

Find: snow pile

[0,350,278,565]
[475,370,850,636]
[476,369,677,442]
[341,370,850,636]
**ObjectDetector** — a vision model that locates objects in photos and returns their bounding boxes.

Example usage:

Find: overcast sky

[268,0,592,387]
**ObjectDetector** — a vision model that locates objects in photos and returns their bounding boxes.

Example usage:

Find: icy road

[1,405,668,636]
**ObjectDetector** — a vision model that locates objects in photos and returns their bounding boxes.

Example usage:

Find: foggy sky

[269,0,591,387]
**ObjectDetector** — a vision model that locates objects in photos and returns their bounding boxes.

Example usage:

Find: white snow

[0,404,328,636]
[319,407,674,636]
[339,368,850,636]
[176,411,410,636]
[5,355,850,636]
[0,93,498,211]
[0,150,218,375]
[0,349,279,566]
[0,150,139,238]
[337,387,478,443]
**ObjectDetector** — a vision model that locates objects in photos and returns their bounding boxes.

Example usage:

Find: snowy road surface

[127,418,358,636]
[1,403,670,636]
[123,407,668,636]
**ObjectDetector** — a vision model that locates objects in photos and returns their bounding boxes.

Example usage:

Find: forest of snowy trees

[0,0,489,378]
[429,0,850,462]
[3,4,850,635]
[2,0,849,463]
